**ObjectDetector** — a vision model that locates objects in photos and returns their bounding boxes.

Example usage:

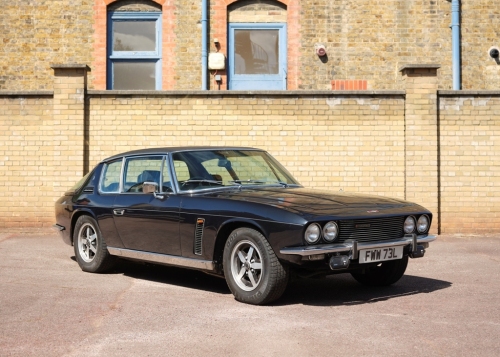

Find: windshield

[171,149,300,191]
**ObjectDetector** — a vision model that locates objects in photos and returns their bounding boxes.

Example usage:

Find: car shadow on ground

[277,274,452,307]
[74,256,451,306]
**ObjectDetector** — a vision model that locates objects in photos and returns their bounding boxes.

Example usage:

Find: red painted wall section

[92,0,173,90]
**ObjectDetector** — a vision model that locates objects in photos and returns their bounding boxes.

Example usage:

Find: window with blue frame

[107,12,162,90]
[228,23,287,90]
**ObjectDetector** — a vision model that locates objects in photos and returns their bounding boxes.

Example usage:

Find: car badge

[367,210,379,213]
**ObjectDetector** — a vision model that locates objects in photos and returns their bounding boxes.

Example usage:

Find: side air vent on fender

[194,218,205,255]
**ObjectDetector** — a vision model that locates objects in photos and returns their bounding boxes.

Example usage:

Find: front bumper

[280,234,437,259]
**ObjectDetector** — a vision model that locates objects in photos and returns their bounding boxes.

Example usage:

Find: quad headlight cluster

[304,221,339,244]
[404,215,430,234]
[304,214,431,245]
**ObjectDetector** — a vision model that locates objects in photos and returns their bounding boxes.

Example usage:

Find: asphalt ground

[0,232,499,357]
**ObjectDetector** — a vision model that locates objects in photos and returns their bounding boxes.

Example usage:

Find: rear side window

[100,160,122,193]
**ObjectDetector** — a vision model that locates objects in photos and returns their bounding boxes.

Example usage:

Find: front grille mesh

[337,216,405,243]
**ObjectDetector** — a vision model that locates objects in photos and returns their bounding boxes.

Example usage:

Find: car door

[112,155,182,256]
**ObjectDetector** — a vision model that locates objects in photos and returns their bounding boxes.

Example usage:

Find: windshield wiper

[181,179,223,185]
[228,179,289,188]
[228,179,267,185]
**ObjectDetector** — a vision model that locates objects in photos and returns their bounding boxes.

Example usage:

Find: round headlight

[404,216,416,234]
[323,221,339,242]
[305,223,321,244]
[417,215,430,233]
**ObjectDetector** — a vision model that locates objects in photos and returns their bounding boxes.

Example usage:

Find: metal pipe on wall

[201,0,208,90]
[450,0,461,90]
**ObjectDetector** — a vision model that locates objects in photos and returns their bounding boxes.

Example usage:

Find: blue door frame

[228,23,287,90]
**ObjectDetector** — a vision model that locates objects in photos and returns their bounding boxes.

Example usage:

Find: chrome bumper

[280,234,437,258]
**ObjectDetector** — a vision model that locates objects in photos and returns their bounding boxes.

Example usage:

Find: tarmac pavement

[0,232,499,356]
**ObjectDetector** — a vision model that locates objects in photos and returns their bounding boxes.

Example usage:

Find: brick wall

[1,0,498,91]
[0,94,55,228]
[1,74,500,233]
[439,93,500,233]
[87,93,406,197]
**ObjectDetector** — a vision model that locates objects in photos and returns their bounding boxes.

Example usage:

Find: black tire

[73,215,116,273]
[350,256,409,286]
[223,228,288,305]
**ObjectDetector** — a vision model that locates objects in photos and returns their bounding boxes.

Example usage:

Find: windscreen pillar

[400,64,441,233]
[51,64,89,190]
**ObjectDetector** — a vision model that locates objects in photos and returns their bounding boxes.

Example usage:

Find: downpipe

[449,0,461,90]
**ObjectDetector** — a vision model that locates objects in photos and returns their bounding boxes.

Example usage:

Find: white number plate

[359,246,404,264]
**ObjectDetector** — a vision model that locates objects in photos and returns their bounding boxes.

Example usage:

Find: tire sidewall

[223,228,274,304]
[73,215,109,273]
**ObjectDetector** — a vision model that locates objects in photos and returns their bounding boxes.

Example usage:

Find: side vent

[194,218,205,256]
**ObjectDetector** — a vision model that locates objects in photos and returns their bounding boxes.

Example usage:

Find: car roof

[102,146,263,162]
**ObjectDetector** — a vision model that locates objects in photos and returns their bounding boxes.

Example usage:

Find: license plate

[359,246,404,264]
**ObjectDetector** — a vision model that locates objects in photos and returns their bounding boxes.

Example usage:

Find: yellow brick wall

[439,96,500,234]
[0,96,55,228]
[88,95,406,197]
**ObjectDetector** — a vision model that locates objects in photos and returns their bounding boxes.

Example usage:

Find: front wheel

[223,228,288,305]
[350,256,408,286]
[73,215,115,273]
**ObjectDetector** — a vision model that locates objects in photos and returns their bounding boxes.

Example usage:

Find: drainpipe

[450,0,461,90]
[201,0,208,90]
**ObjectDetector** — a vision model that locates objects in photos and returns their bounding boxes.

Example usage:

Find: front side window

[107,12,162,89]
[122,156,163,193]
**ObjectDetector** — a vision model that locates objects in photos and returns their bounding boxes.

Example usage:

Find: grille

[337,216,405,243]
[194,219,205,255]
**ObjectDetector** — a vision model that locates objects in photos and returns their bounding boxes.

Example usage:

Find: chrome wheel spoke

[237,251,246,264]
[250,261,262,270]
[237,266,246,280]
[246,247,254,261]
[89,245,97,254]
[247,270,258,288]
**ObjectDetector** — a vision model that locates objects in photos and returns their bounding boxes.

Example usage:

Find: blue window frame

[107,12,162,90]
[228,23,287,90]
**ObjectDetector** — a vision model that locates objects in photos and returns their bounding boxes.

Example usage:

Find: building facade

[1,0,499,91]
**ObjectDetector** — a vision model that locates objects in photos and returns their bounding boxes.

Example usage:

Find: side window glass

[123,156,163,193]
[100,160,122,193]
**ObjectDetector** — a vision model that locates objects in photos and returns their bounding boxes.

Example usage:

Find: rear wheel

[73,215,115,273]
[350,256,408,286]
[223,228,288,305]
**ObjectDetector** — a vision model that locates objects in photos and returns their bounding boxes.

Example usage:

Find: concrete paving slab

[0,233,499,356]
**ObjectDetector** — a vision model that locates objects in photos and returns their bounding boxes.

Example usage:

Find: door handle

[113,209,125,216]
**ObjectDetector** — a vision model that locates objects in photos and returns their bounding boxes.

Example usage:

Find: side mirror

[218,159,232,169]
[143,181,158,194]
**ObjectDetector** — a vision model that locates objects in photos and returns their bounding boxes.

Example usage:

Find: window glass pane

[123,156,162,193]
[100,160,122,193]
[113,62,156,90]
[113,20,156,52]
[234,30,279,75]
